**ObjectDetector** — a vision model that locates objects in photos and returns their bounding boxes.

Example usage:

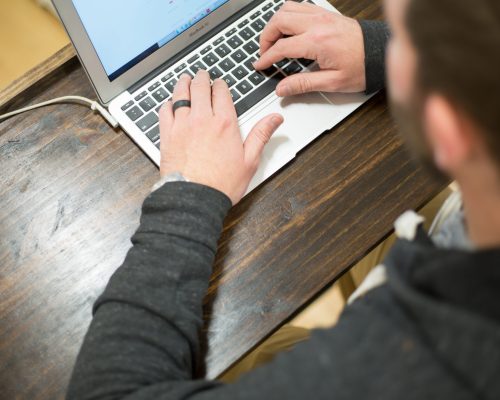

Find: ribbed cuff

[359,20,391,95]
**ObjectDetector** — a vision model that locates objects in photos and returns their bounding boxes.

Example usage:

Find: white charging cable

[0,96,119,128]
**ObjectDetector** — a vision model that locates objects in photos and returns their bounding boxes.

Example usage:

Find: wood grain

[0,0,445,398]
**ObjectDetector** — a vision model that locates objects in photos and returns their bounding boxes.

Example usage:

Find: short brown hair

[406,0,500,165]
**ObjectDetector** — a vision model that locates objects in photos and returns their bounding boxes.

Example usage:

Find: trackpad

[239,92,334,192]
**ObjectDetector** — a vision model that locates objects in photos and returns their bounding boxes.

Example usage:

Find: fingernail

[271,115,283,128]
[276,84,288,97]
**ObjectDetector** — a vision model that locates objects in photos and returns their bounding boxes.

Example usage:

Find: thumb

[244,113,284,168]
[276,70,342,97]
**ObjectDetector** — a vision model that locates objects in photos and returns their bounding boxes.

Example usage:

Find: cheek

[387,39,415,104]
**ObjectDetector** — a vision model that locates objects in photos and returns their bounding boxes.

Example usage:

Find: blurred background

[0,0,69,90]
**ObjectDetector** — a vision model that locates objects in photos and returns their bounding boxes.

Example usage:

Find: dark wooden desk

[0,1,445,398]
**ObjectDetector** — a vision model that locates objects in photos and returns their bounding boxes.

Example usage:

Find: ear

[423,94,471,173]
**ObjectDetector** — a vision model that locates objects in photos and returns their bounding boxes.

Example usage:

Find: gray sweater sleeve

[359,20,391,94]
[66,182,233,399]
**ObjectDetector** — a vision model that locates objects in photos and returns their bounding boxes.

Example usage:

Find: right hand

[253,1,366,97]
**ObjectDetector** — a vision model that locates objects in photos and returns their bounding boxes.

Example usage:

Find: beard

[390,95,449,182]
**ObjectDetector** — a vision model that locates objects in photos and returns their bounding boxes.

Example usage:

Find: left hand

[159,71,284,205]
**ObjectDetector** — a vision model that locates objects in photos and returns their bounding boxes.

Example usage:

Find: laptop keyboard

[121,0,316,150]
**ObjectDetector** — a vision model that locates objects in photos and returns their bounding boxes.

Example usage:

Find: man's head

[385,0,500,183]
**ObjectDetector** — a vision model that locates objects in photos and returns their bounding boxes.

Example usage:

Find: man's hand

[253,1,366,97]
[159,71,284,205]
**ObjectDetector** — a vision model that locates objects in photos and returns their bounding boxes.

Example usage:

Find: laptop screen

[72,0,230,81]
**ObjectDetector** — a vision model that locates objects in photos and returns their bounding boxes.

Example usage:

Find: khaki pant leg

[338,186,454,299]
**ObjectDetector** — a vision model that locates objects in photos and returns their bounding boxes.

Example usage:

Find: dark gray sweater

[67,21,500,400]
[66,182,500,399]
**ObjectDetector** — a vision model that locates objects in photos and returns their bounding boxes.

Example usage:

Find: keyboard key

[213,37,224,46]
[231,49,248,63]
[251,19,265,32]
[235,73,285,117]
[236,80,253,95]
[126,106,144,121]
[250,11,261,20]
[136,112,159,132]
[201,45,212,55]
[146,125,160,143]
[215,43,231,57]
[238,19,249,28]
[263,3,273,10]
[164,79,178,93]
[139,97,156,112]
[230,89,241,102]
[202,52,219,67]
[243,40,259,55]
[121,100,134,111]
[263,65,278,76]
[220,58,236,72]
[298,58,314,67]
[152,88,169,103]
[262,11,274,22]
[276,59,290,68]
[155,141,160,150]
[225,28,237,37]
[227,35,244,49]
[174,63,187,73]
[190,61,207,74]
[209,66,223,80]
[134,91,147,101]
[177,70,194,79]
[161,72,174,82]
[248,72,266,86]
[187,54,200,63]
[222,75,237,87]
[239,27,255,41]
[232,66,249,80]
[283,61,302,75]
[245,57,257,71]
[148,82,161,92]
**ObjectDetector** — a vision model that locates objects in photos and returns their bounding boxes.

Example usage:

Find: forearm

[358,20,391,94]
[66,182,232,400]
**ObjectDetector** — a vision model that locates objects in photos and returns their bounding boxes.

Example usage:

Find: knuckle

[296,76,313,94]
[254,125,271,144]
[317,11,333,25]
[215,115,232,131]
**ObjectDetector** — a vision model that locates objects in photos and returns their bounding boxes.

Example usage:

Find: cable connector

[0,96,119,129]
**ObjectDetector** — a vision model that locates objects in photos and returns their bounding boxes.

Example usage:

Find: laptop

[52,0,370,193]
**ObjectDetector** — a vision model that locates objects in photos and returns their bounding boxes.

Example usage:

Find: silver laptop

[53,0,370,193]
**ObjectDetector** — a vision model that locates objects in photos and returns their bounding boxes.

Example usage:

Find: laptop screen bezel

[52,0,258,105]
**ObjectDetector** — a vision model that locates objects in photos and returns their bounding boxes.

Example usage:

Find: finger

[159,99,174,133]
[190,70,213,117]
[172,74,192,119]
[244,113,284,167]
[259,11,313,55]
[254,36,311,70]
[276,70,345,97]
[212,78,237,119]
[159,100,174,152]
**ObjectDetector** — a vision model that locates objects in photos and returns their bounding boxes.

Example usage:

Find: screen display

[72,0,230,81]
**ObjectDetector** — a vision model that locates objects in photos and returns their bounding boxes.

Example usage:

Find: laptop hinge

[129,0,266,94]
